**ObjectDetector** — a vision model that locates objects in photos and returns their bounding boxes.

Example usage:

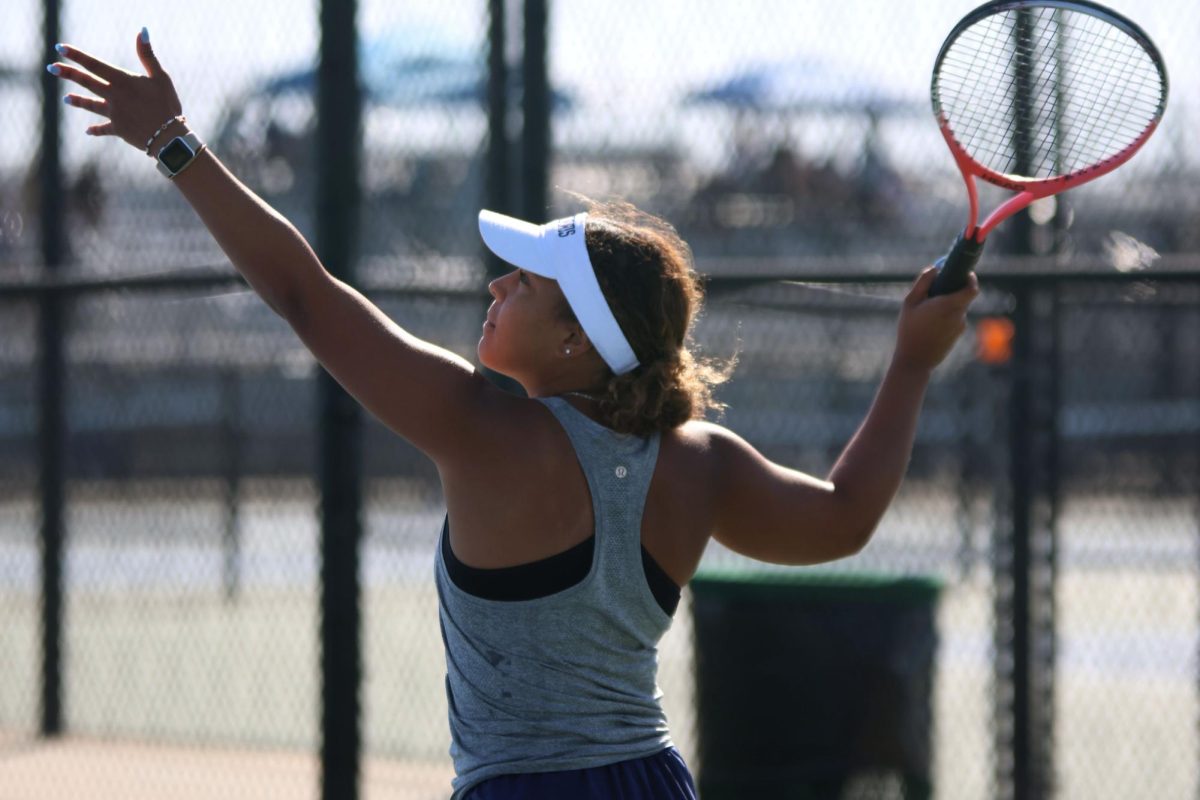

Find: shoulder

[657,418,751,486]
[433,387,564,474]
[660,419,802,502]
[484,390,568,448]
[663,419,753,461]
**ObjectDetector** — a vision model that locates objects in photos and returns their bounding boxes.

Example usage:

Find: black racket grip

[929,234,984,297]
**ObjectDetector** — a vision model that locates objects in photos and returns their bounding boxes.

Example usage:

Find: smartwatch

[156,132,206,179]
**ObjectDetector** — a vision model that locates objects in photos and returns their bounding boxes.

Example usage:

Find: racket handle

[929,234,984,297]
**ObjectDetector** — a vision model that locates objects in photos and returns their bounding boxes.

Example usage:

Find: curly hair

[560,197,736,437]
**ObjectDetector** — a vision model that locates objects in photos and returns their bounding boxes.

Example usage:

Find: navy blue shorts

[462,747,698,799]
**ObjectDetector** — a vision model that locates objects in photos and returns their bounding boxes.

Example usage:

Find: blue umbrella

[258,34,573,112]
[686,56,919,116]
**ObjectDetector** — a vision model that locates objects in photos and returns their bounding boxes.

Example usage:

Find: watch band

[156,132,206,179]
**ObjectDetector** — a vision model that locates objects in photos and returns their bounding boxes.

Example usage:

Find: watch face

[159,138,195,172]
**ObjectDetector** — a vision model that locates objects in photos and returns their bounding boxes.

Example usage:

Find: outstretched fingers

[62,93,112,124]
[85,122,116,138]
[48,61,110,98]
[53,44,130,84]
[49,32,183,147]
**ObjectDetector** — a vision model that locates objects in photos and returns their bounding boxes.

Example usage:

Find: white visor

[478,210,640,375]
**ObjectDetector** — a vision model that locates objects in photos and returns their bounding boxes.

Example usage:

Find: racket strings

[1060,23,1160,155]
[948,17,1130,171]
[945,11,1160,175]
[944,13,1153,169]
[934,5,1165,180]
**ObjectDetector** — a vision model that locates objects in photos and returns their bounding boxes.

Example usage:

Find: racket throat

[978,190,1040,241]
[964,170,980,240]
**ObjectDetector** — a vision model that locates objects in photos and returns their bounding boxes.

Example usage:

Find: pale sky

[1,0,1194,173]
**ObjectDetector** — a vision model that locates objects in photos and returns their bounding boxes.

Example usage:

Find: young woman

[50,31,979,800]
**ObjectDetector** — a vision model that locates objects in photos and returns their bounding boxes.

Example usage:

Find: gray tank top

[435,396,675,797]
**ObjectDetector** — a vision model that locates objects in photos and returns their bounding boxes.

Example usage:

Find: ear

[558,322,595,357]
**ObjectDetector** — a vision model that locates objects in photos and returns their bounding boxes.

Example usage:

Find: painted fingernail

[62,96,71,105]
[55,44,66,56]
[46,64,61,76]
[139,27,149,45]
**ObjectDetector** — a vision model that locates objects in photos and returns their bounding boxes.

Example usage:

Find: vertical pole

[1003,11,1056,799]
[1008,283,1034,800]
[485,0,510,248]
[481,0,524,395]
[520,0,550,221]
[1038,287,1061,799]
[1051,10,1070,254]
[999,277,1060,800]
[38,0,66,739]
[316,2,362,798]
[1010,9,1036,257]
[1195,291,1200,800]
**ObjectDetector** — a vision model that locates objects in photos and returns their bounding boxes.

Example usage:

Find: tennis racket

[928,0,1168,296]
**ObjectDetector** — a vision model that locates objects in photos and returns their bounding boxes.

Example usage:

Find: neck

[521,371,607,401]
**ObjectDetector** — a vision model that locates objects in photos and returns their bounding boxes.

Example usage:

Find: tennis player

[50,31,979,800]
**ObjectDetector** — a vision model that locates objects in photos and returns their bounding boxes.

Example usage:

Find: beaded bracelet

[144,114,187,156]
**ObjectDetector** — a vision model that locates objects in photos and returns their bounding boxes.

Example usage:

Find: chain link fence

[2,1,1199,799]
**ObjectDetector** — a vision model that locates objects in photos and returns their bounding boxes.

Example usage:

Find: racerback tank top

[435,397,676,797]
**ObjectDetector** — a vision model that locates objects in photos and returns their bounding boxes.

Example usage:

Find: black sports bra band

[440,520,681,617]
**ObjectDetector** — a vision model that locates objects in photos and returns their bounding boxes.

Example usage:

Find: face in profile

[478,269,573,381]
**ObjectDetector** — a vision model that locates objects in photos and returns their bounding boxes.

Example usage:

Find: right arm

[50,34,497,460]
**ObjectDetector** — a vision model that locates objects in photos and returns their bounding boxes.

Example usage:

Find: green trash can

[691,571,941,800]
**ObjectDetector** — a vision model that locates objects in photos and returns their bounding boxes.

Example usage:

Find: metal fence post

[997,279,1059,800]
[481,0,526,396]
[37,0,66,740]
[316,1,363,798]
[485,0,510,237]
[520,0,549,221]
[1001,13,1060,793]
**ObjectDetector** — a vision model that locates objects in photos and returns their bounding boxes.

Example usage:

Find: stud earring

[565,348,572,356]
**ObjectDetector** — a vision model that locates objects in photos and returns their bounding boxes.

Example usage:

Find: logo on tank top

[557,218,577,238]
